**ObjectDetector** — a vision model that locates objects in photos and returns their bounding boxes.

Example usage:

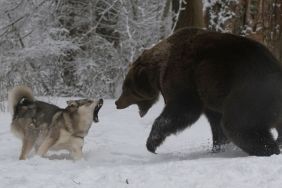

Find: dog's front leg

[70,137,84,160]
[19,137,35,160]
[36,137,56,157]
[70,148,83,160]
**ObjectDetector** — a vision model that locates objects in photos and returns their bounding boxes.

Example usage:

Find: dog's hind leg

[19,137,35,160]
[36,137,56,157]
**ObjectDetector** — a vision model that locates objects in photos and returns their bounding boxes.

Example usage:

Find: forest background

[0,0,281,110]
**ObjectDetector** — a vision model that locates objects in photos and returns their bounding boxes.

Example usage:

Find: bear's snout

[115,99,124,109]
[115,100,120,109]
[115,98,131,109]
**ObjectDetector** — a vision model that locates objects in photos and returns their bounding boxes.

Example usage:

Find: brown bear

[115,27,282,156]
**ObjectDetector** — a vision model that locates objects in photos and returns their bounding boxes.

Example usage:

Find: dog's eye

[19,98,27,104]
[87,100,93,104]
[69,103,77,107]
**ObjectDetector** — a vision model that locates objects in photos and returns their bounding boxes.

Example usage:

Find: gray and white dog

[8,86,103,160]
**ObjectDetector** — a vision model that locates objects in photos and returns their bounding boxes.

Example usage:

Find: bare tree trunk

[95,0,120,48]
[206,0,282,62]
[7,12,25,48]
[173,0,205,32]
[240,0,282,62]
[160,0,172,38]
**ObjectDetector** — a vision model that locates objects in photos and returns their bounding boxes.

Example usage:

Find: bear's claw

[146,134,166,154]
[146,141,157,154]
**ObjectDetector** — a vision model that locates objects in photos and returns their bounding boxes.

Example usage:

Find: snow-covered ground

[1,98,282,188]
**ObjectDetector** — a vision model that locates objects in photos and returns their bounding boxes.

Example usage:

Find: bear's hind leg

[146,100,202,153]
[222,79,281,156]
[222,99,280,156]
[204,109,229,152]
[276,127,282,146]
[223,123,279,156]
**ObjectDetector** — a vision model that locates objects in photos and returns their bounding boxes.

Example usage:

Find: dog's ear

[67,100,75,106]
[66,100,78,112]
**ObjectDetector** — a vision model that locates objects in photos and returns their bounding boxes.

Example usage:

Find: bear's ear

[128,63,133,71]
[143,48,149,54]
[137,66,147,77]
[137,65,156,82]
[135,66,150,86]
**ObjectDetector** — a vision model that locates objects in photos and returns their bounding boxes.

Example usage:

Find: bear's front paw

[146,141,157,154]
[146,134,164,154]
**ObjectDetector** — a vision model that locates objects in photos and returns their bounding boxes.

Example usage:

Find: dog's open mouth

[93,99,103,123]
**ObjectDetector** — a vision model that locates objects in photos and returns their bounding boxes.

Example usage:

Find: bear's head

[115,52,160,117]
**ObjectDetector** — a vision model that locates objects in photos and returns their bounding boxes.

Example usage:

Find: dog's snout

[98,99,103,106]
[93,99,103,123]
[94,99,103,109]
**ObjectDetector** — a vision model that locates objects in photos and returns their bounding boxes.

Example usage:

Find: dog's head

[66,99,103,123]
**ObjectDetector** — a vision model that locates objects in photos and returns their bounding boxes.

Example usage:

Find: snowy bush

[204,0,239,33]
[0,0,173,110]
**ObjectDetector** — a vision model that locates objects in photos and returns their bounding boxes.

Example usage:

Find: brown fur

[116,28,206,116]
[116,27,282,156]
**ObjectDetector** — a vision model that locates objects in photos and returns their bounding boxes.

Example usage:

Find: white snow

[1,98,282,188]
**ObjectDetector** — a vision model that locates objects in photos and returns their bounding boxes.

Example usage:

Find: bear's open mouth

[138,104,150,118]
[93,99,103,123]
[139,109,147,117]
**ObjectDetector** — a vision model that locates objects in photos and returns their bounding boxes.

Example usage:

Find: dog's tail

[8,86,34,115]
